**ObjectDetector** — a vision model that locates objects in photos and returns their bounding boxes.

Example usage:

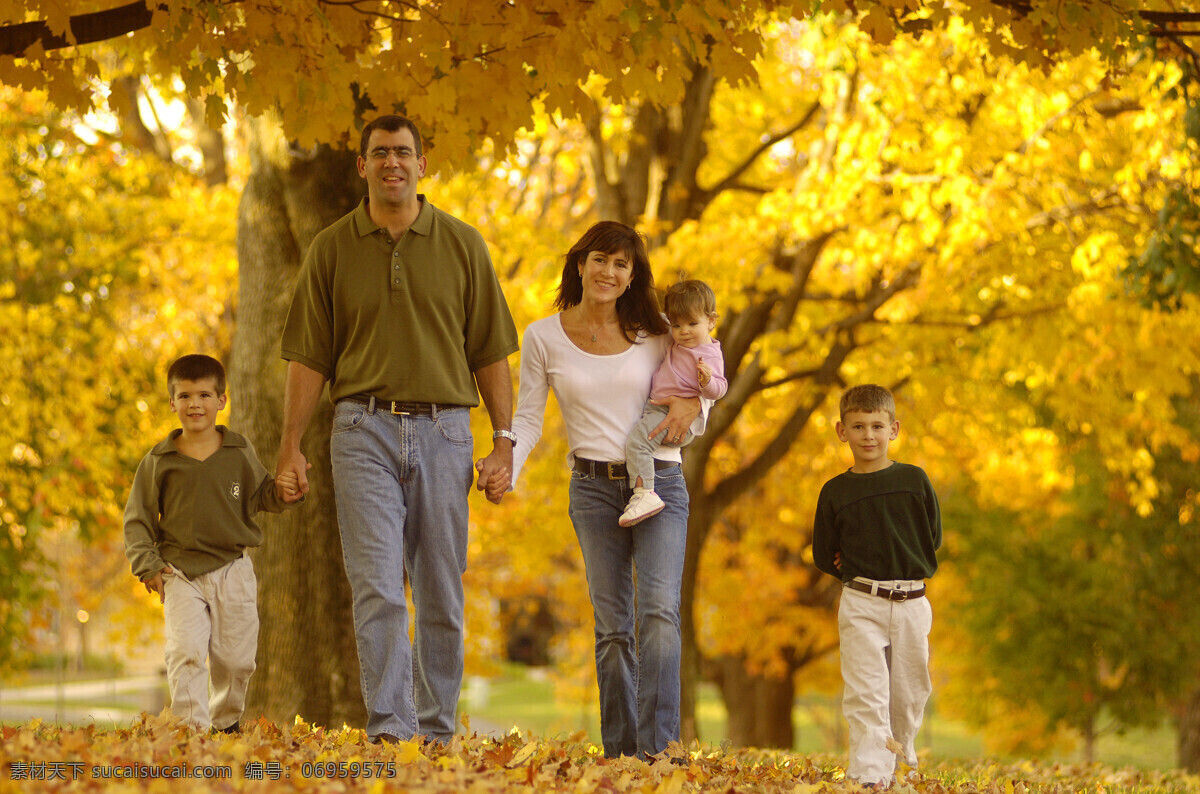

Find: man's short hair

[839,384,895,422]
[167,354,226,398]
[359,115,423,158]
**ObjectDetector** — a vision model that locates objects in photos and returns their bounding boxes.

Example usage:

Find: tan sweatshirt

[123,426,292,579]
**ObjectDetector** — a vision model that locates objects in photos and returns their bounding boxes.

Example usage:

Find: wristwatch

[492,429,518,447]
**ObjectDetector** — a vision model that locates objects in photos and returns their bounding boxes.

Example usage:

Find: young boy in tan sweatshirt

[123,354,304,732]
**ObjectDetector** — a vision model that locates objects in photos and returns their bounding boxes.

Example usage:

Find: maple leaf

[859,5,898,46]
[505,739,540,767]
[0,716,1188,791]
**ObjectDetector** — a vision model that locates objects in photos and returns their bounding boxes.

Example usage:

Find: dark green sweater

[812,461,941,582]
[123,427,290,579]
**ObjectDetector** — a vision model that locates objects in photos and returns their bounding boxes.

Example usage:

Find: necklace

[578,306,607,343]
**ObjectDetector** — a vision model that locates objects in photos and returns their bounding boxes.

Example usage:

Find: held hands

[276,466,311,503]
[475,458,510,504]
[275,449,312,502]
[698,360,712,389]
[475,440,514,505]
[143,566,172,604]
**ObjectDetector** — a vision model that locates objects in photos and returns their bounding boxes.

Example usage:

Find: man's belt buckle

[391,402,415,416]
[606,462,623,480]
[892,588,909,602]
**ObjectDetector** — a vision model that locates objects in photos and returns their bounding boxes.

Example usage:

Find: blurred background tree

[0,83,238,671]
[3,0,1200,769]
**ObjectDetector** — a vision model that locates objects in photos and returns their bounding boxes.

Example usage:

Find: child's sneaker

[619,488,665,527]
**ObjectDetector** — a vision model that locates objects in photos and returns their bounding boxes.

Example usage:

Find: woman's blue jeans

[568,462,688,757]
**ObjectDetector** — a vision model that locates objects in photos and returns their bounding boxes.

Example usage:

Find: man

[276,114,519,743]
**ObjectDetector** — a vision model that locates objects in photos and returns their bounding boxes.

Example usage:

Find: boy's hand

[276,466,311,503]
[834,552,843,571]
[697,360,712,389]
[275,464,312,502]
[143,567,171,604]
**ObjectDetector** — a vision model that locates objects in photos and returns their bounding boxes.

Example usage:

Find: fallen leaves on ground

[0,712,1195,792]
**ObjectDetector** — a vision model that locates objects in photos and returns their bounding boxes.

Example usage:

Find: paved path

[0,675,165,727]
[1,675,509,737]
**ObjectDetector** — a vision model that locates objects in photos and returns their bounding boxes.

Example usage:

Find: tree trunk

[1179,687,1200,772]
[710,655,796,749]
[1081,717,1096,765]
[185,97,228,186]
[678,490,710,744]
[232,116,365,728]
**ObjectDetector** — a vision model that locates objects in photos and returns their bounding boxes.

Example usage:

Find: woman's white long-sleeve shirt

[511,314,706,487]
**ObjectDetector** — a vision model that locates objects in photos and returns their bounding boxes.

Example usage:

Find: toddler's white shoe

[619,489,665,527]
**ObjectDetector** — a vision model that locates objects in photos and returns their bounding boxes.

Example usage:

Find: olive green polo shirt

[281,196,519,406]
[123,427,291,580]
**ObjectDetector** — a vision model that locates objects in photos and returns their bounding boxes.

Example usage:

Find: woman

[506,221,703,758]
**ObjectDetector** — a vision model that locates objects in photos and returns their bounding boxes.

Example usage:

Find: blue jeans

[329,400,474,742]
[568,462,688,757]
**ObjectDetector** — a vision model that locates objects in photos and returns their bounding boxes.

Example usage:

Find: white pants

[838,581,933,785]
[163,553,259,731]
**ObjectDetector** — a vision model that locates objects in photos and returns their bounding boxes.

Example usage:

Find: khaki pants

[838,580,932,786]
[162,553,258,731]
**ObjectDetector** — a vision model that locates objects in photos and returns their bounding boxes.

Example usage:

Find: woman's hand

[475,453,512,504]
[648,395,701,445]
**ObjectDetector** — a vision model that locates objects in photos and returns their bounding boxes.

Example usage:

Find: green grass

[461,664,1180,772]
[1091,721,1177,771]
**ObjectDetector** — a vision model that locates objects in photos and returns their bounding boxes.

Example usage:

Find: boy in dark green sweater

[812,384,941,787]
[124,354,304,732]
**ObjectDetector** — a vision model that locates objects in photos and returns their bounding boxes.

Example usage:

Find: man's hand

[143,567,172,604]
[648,396,702,446]
[476,444,513,504]
[473,358,515,505]
[275,449,312,500]
[276,361,326,501]
[698,360,713,389]
[276,465,312,503]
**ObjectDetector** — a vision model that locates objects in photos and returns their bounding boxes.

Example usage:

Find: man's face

[357,127,426,209]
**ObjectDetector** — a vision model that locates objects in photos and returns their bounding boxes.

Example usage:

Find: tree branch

[1141,11,1200,25]
[904,301,1066,329]
[698,230,838,450]
[1016,87,1102,155]
[585,105,626,224]
[662,62,716,227]
[1023,183,1144,230]
[703,101,822,200]
[1,1,161,57]
[707,334,854,515]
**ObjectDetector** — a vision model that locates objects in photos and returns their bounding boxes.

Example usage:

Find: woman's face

[578,248,633,306]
